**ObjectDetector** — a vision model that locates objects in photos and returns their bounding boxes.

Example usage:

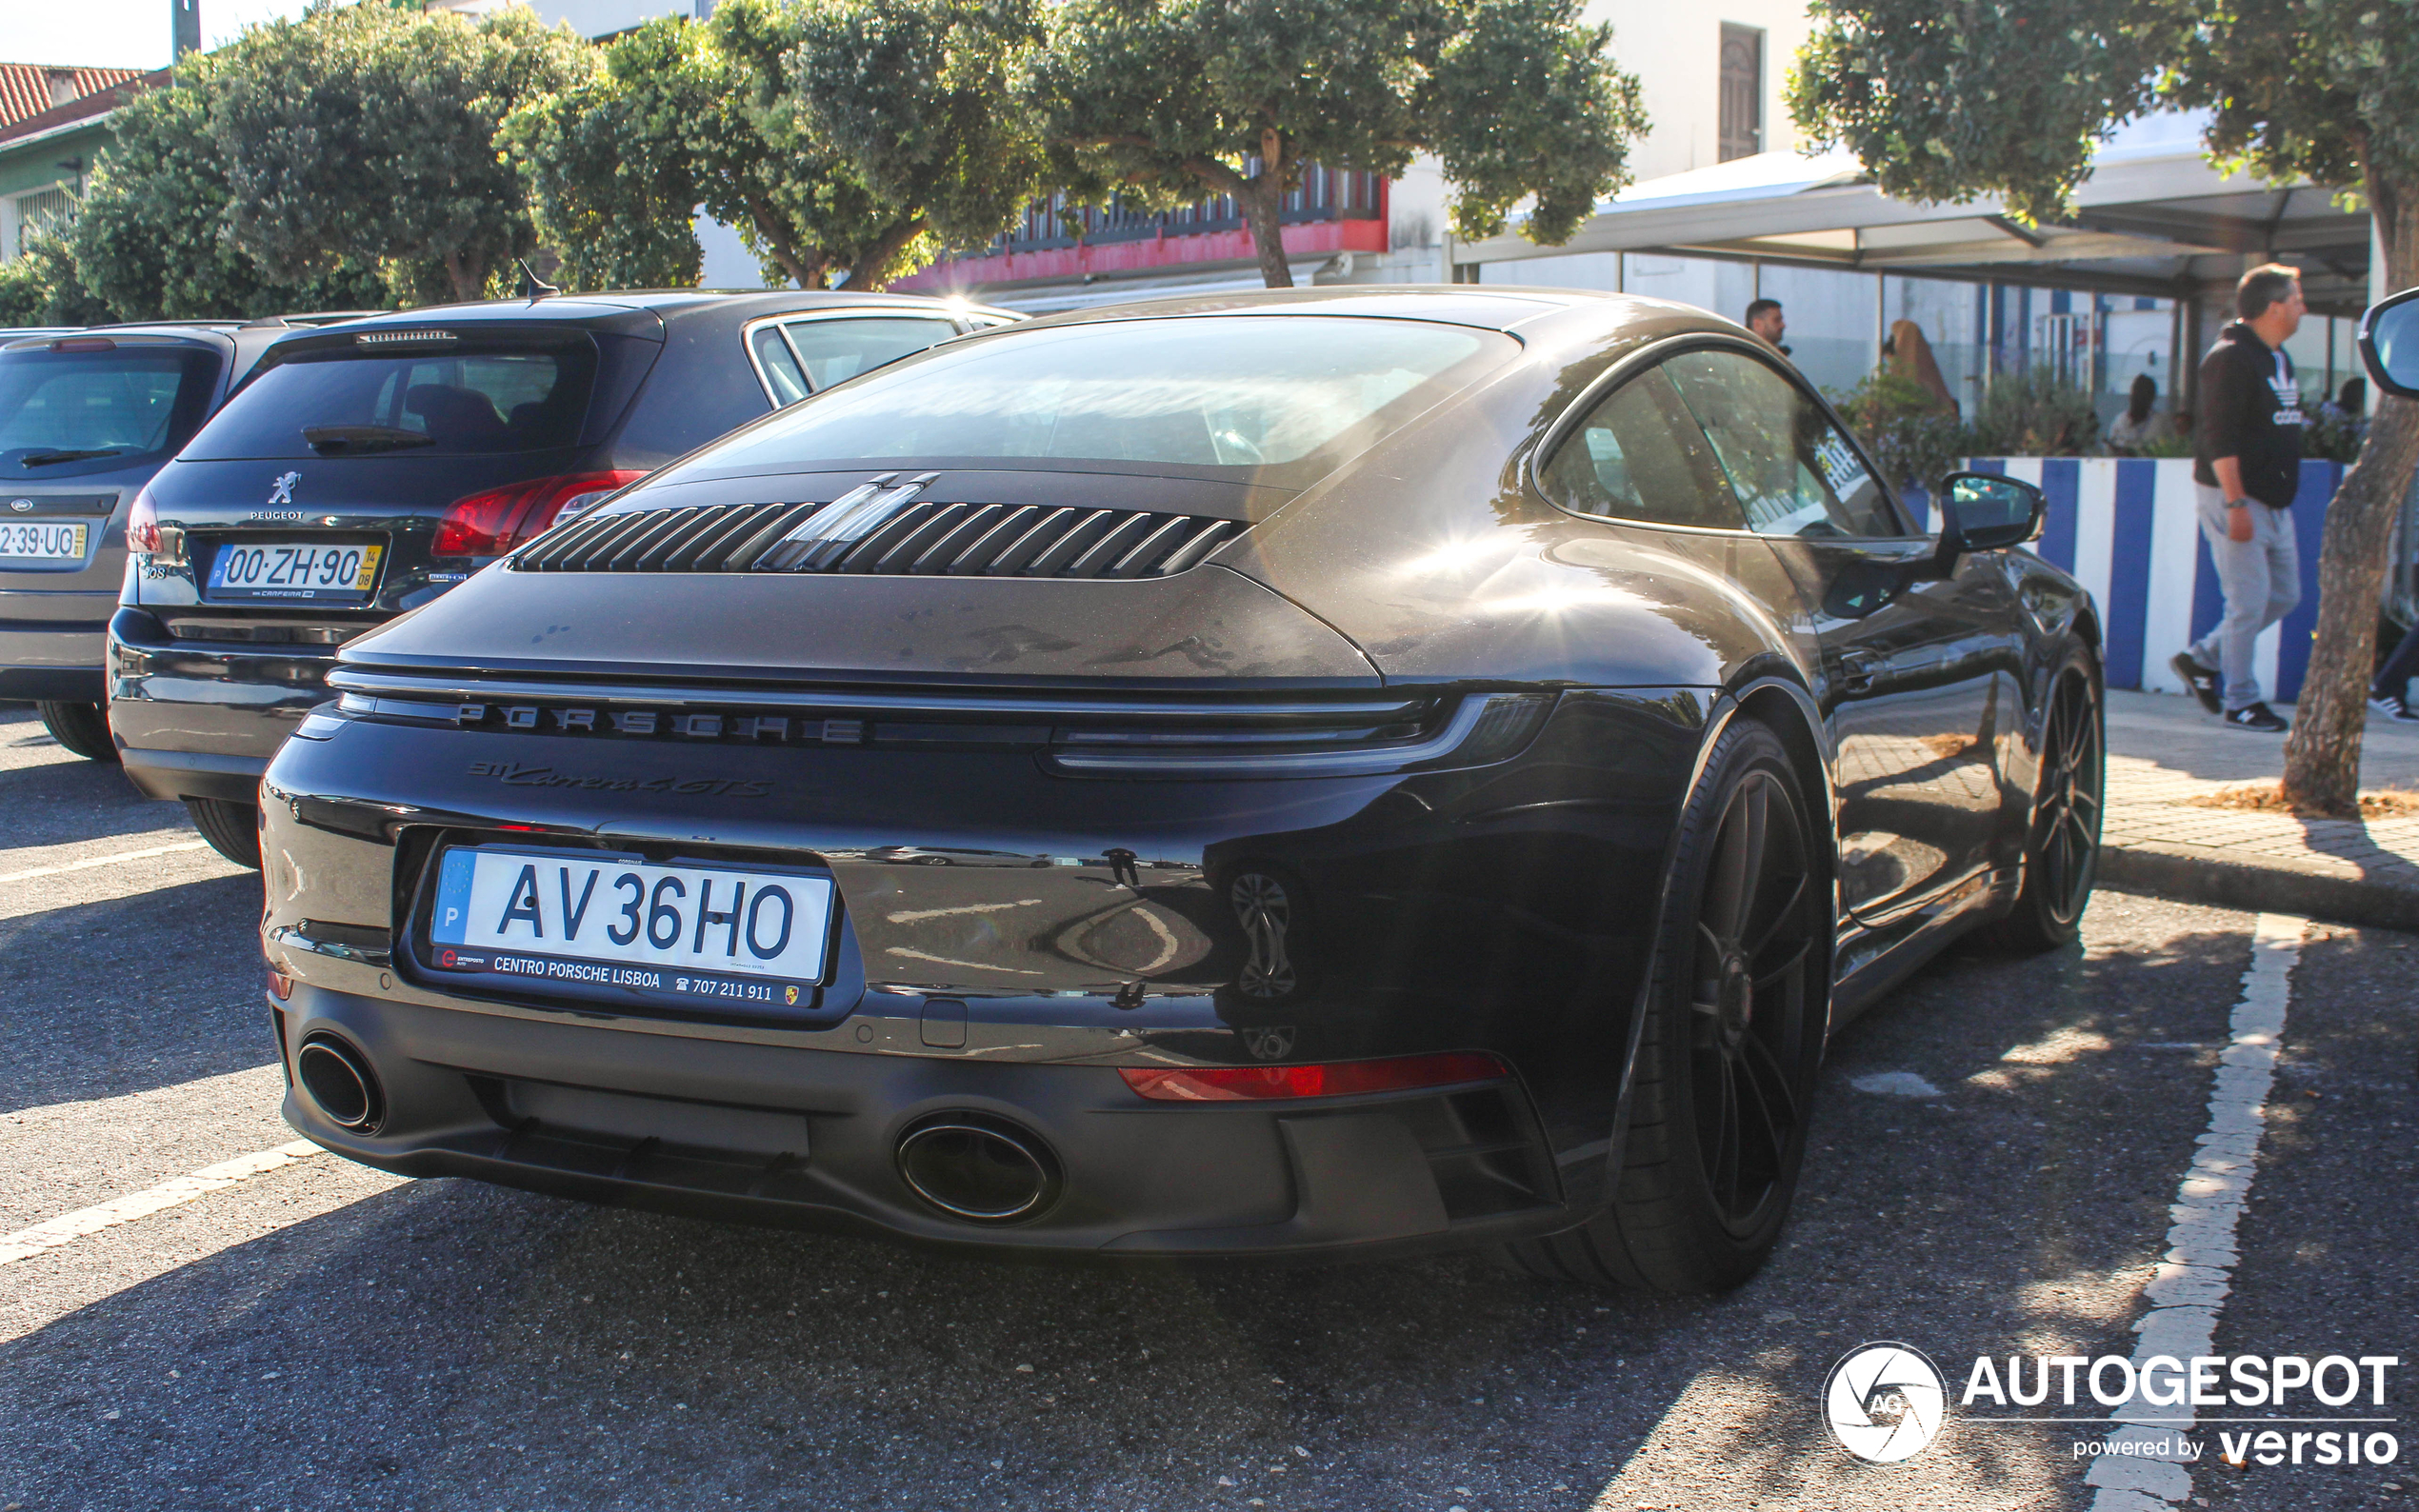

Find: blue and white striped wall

[1907,458,2341,703]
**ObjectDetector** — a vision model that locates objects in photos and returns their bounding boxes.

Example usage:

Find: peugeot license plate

[426,846,836,1010]
[0,520,88,562]
[207,539,382,601]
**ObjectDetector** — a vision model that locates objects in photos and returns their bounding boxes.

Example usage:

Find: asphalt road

[2,699,2412,1512]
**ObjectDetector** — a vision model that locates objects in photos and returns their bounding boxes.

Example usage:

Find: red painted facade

[891,213,1389,295]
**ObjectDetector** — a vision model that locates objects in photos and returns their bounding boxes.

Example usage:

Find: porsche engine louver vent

[510,497,1244,580]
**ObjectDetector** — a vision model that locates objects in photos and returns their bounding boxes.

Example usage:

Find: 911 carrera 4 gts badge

[466,760,772,797]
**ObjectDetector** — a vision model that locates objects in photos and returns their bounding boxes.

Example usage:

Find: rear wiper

[302,425,432,455]
[18,448,122,467]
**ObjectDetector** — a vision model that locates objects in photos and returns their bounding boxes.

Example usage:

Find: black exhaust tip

[895,1114,1062,1223]
[295,1032,385,1133]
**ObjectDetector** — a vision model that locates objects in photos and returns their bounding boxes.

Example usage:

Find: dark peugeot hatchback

[110,290,1010,865]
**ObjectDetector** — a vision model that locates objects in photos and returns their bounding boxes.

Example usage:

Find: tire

[185,797,264,870]
[36,701,118,763]
[1498,717,1826,1294]
[1985,660,2104,954]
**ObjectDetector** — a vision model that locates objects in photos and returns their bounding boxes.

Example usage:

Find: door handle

[1838,649,1883,693]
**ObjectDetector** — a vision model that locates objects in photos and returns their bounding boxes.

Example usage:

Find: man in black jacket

[2171,264,2309,731]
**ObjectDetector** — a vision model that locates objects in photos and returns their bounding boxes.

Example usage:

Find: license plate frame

[205,538,383,602]
[0,520,89,563]
[421,844,839,1014]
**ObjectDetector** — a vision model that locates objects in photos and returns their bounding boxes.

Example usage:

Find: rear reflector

[1118,1051,1508,1102]
[434,470,647,556]
[266,967,293,1002]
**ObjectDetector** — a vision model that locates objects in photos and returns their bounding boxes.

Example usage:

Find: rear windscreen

[0,346,222,477]
[682,316,1515,487]
[185,340,597,460]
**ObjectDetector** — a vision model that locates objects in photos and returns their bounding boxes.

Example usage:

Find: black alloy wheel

[1499,716,1825,1294]
[1987,662,2104,952]
[36,701,118,764]
[1686,763,1816,1237]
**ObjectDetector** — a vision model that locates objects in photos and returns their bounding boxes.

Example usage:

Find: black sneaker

[2172,651,2224,714]
[2370,692,2419,722]
[2223,703,2288,732]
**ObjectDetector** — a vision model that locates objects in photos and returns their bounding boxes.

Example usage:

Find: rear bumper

[107,606,336,801]
[120,746,267,805]
[273,981,1576,1261]
[0,607,110,701]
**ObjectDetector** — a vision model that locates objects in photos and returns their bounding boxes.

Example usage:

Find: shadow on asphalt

[0,872,271,1116]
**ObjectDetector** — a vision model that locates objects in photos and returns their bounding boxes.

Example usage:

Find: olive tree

[506,0,1042,292]
[210,4,593,304]
[1034,0,1647,288]
[71,50,387,321]
[1789,0,2419,812]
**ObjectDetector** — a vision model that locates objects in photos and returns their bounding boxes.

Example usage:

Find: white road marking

[0,839,210,884]
[2085,911,2305,1511]
[0,1140,325,1265]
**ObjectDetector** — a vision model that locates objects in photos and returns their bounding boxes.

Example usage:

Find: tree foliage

[1034,0,1645,287]
[72,53,388,322]
[499,18,712,290]
[1788,0,2419,811]
[0,222,113,327]
[505,0,1043,291]
[210,4,592,303]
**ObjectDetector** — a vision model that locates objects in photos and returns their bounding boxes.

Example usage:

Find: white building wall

[1589,0,1816,183]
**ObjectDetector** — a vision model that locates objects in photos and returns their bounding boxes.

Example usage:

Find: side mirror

[1928,469,2043,576]
[2361,287,2419,400]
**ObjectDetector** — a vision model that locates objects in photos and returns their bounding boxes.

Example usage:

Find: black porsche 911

[250,288,2101,1292]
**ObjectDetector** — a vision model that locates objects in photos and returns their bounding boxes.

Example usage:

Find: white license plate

[207,539,382,601]
[427,846,836,1009]
[0,520,88,562]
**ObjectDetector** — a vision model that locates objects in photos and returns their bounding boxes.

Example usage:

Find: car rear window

[185,340,597,460]
[0,345,222,477]
[687,315,1514,486]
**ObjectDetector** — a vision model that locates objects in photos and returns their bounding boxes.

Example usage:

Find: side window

[750,326,810,407]
[1539,366,1749,530]
[778,316,963,389]
[1660,349,1901,538]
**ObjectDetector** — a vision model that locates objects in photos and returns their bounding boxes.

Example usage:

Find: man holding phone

[2171,264,2309,731]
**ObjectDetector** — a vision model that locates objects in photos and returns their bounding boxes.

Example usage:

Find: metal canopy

[1461,121,2372,311]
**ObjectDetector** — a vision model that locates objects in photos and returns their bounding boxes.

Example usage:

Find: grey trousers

[2186,484,2300,710]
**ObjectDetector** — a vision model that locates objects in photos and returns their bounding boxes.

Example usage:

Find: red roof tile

[0,64,145,133]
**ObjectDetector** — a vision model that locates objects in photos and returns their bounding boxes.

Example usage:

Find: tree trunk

[442,249,485,304]
[2279,188,2419,813]
[833,217,929,292]
[1238,174,1292,289]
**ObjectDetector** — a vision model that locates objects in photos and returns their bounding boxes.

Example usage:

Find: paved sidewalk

[2099,686,2419,929]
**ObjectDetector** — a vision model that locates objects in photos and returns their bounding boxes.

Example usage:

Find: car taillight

[1118,1051,1508,1102]
[433,470,647,557]
[126,487,160,553]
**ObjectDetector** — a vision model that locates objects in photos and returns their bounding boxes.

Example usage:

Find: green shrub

[1831,368,1968,492]
[1966,365,2099,457]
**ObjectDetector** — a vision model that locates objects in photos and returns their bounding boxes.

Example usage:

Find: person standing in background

[1745,299,1789,355]
[2108,373,2164,452]
[2170,264,2309,732]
